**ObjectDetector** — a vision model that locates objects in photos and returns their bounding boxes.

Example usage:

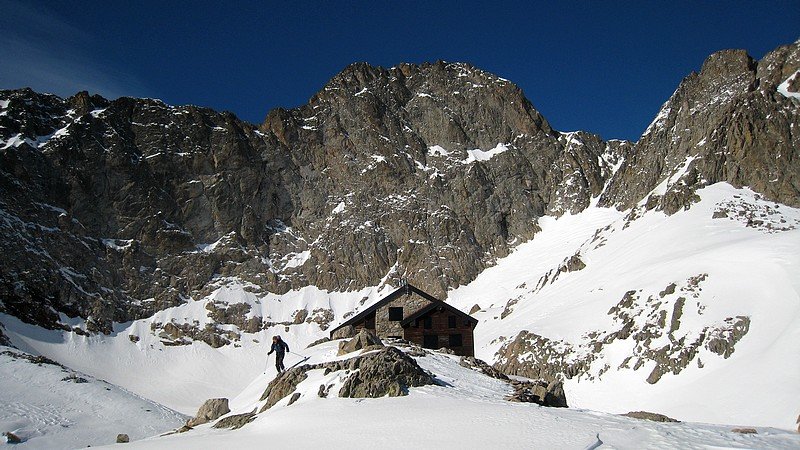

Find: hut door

[365,311,376,330]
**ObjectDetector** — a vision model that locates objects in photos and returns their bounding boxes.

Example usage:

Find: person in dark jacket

[268,335,290,373]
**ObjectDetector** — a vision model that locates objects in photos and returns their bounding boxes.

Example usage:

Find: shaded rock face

[186,398,230,427]
[337,329,384,355]
[0,41,797,334]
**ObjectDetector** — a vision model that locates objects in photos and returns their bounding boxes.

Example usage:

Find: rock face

[337,329,384,355]
[0,40,797,339]
[186,398,230,427]
[600,43,800,214]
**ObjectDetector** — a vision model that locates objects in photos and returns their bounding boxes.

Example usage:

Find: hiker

[268,335,290,373]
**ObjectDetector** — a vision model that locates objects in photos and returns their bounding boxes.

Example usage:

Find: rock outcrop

[3,431,21,444]
[259,346,433,411]
[507,379,568,408]
[623,411,680,423]
[116,433,130,443]
[186,398,230,427]
[338,329,384,355]
[212,412,256,430]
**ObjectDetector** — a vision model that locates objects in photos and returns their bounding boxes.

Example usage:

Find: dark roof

[329,283,441,335]
[400,300,478,327]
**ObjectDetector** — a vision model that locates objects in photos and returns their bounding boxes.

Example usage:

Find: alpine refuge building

[329,282,478,356]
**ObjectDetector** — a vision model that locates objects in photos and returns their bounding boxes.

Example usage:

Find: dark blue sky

[1,1,797,141]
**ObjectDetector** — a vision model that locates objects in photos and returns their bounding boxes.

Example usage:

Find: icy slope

[0,346,186,449]
[98,343,800,449]
[448,182,800,430]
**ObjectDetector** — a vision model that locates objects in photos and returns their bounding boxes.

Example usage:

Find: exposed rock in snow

[623,411,680,423]
[337,329,383,355]
[186,398,230,427]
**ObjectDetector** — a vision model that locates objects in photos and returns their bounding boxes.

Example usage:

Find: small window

[423,317,432,329]
[388,307,403,321]
[448,315,456,328]
[423,334,438,349]
[414,319,420,328]
[449,333,462,347]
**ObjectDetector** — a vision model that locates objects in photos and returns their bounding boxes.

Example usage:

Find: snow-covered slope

[2,182,798,445]
[0,346,186,448]
[448,182,800,430]
[93,342,800,449]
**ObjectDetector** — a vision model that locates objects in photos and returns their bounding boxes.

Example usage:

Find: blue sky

[1,1,797,141]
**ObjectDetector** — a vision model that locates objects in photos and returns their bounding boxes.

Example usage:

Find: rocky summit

[0,40,798,341]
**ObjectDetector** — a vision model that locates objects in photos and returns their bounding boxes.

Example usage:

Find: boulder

[3,432,21,444]
[507,379,568,407]
[331,325,356,340]
[186,398,230,427]
[116,433,130,443]
[287,392,301,406]
[259,368,308,411]
[337,329,383,355]
[623,411,680,423]
[337,347,434,398]
[731,427,758,434]
[213,412,256,430]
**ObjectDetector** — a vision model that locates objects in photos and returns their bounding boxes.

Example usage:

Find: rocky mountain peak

[1,41,797,336]
[599,40,799,213]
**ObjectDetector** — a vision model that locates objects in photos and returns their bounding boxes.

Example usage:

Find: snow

[463,143,510,163]
[777,70,800,99]
[94,343,799,449]
[649,155,698,197]
[427,145,450,157]
[332,201,346,214]
[448,183,800,430]
[283,250,310,269]
[0,346,186,449]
